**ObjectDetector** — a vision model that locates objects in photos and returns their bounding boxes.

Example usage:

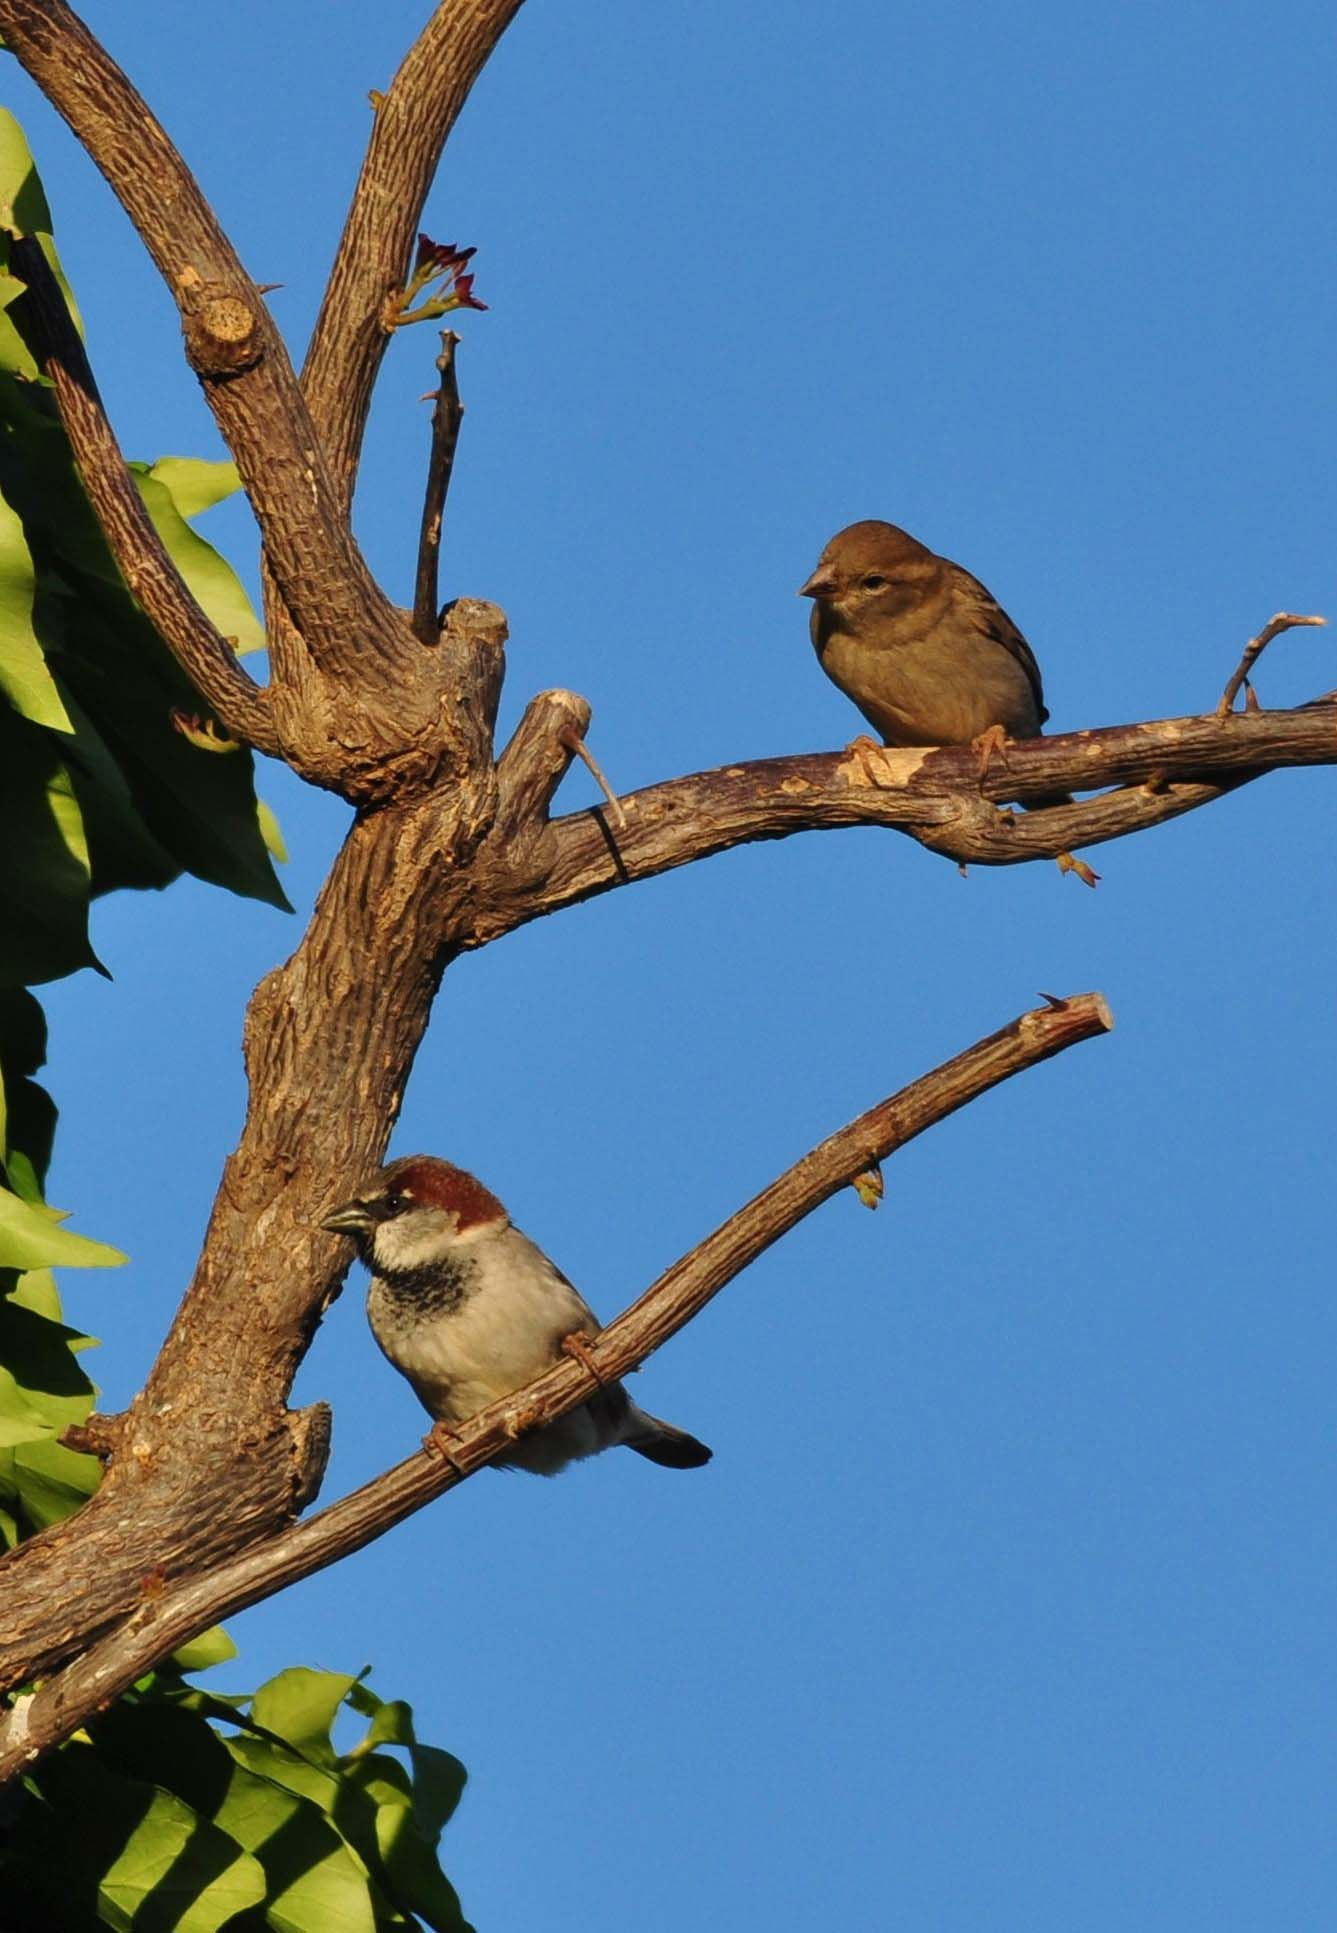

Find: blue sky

[12,0,1337,1925]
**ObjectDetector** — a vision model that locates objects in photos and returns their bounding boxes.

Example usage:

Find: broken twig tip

[1216,611,1328,717]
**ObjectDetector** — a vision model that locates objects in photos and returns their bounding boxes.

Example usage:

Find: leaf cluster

[5,1664,472,1933]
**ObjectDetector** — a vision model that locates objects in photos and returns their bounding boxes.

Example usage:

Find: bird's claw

[970,722,1012,783]
[1056,850,1100,888]
[423,1421,468,1474]
[561,1331,605,1384]
[843,733,893,788]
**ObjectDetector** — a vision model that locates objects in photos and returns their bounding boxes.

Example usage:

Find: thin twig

[1217,612,1327,717]
[9,236,279,754]
[0,992,1112,1780]
[412,332,464,643]
[561,729,629,827]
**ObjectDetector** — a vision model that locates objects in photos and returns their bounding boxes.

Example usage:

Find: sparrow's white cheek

[371,1208,457,1271]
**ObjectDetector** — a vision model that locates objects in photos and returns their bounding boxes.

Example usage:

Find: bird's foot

[422,1420,469,1475]
[970,722,1012,783]
[1056,850,1100,888]
[842,733,894,788]
[561,1331,605,1384]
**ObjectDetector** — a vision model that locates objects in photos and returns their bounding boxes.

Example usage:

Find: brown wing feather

[954,568,1049,725]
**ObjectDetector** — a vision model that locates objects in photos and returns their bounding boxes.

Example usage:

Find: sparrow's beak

[798,568,837,599]
[320,1198,376,1236]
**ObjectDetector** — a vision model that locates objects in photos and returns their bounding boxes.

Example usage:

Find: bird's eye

[862,573,888,590]
[382,1191,407,1215]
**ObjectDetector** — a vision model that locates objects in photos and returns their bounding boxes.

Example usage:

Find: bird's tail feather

[623,1405,712,1469]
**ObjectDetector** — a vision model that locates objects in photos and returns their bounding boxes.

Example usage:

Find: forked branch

[0,992,1111,1780]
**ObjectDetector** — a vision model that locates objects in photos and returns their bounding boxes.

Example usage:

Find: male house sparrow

[800,518,1052,752]
[322,1155,711,1477]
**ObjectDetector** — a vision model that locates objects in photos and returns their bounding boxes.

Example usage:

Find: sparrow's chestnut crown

[321,1154,507,1239]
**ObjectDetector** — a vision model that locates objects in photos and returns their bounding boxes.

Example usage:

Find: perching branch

[0,0,417,691]
[9,236,279,755]
[1216,612,1327,717]
[463,700,1337,939]
[0,991,1112,1780]
[412,332,465,642]
[302,0,527,512]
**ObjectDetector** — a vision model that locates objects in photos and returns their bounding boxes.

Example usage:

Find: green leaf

[0,1261,102,1533]
[224,1731,342,1816]
[0,1183,125,1270]
[345,1688,467,1843]
[50,680,182,895]
[0,704,101,987]
[7,1263,67,1317]
[0,1430,100,1531]
[0,488,71,728]
[0,106,54,237]
[93,1696,380,1933]
[257,796,289,864]
[146,455,243,521]
[169,1624,239,1673]
[0,988,57,1185]
[0,373,289,912]
[250,1668,361,1771]
[0,111,82,381]
[0,1288,94,1447]
[131,460,264,655]
[334,1752,472,1933]
[19,1742,266,1932]
[113,1677,473,1932]
[223,1764,381,1933]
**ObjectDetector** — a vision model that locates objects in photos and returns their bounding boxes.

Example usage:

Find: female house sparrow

[322,1156,711,1477]
[799,519,1051,750]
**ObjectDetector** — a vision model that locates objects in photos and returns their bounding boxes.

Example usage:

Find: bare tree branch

[412,332,465,642]
[0,0,419,695]
[0,991,1112,1780]
[1216,612,1327,717]
[9,236,279,754]
[302,0,527,513]
[465,702,1337,937]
